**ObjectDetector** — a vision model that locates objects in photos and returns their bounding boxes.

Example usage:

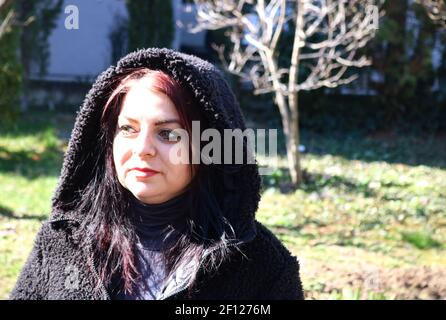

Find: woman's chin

[127,184,157,201]
[132,189,153,198]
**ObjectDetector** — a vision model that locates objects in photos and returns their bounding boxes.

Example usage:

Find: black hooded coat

[10,48,304,300]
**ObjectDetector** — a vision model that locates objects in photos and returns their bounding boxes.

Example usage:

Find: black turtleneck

[128,188,191,251]
[111,188,192,300]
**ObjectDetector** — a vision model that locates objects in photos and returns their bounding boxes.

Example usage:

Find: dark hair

[77,68,237,297]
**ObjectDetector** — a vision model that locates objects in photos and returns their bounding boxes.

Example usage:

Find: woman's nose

[133,131,156,157]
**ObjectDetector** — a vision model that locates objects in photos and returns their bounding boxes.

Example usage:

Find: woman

[10,48,304,300]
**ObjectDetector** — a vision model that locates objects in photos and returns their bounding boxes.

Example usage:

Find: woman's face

[113,81,192,204]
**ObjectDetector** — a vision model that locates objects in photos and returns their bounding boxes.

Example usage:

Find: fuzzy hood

[49,48,262,244]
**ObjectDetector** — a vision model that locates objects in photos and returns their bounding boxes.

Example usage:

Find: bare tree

[0,0,15,38]
[0,0,38,39]
[189,0,382,185]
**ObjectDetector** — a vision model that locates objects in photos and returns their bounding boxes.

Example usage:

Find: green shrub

[402,231,442,250]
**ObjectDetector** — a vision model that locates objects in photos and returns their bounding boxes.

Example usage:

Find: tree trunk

[286,0,304,186]
[273,88,300,185]
[286,98,302,185]
[265,50,302,186]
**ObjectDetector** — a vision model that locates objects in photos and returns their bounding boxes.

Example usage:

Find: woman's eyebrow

[154,119,181,126]
[118,115,137,122]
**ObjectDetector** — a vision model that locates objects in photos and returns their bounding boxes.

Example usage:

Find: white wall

[32,0,127,82]
[31,0,208,83]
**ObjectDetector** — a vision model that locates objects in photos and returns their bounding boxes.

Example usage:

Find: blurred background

[0,0,445,299]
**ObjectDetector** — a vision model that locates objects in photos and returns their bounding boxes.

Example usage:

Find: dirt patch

[301,261,446,299]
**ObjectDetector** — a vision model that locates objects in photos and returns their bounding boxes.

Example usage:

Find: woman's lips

[130,168,159,178]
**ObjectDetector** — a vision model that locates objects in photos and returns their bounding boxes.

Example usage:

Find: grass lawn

[1,110,445,299]
[0,111,73,299]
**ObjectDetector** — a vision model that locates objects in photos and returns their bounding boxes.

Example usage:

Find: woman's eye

[118,125,136,135]
[159,129,181,142]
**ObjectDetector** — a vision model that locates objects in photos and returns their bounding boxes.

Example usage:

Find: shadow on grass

[301,171,378,196]
[268,223,369,249]
[270,127,446,169]
[0,145,63,178]
[300,130,446,170]
[0,111,76,140]
[0,205,46,221]
[0,111,72,179]
[262,169,380,197]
